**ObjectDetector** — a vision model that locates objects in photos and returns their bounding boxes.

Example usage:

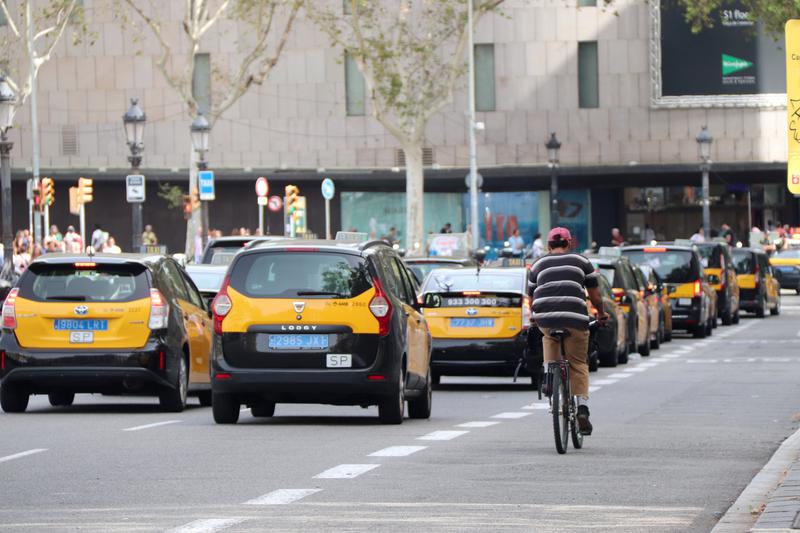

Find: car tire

[48,391,75,407]
[0,383,29,413]
[588,352,599,372]
[639,337,651,357]
[599,347,618,367]
[664,327,672,342]
[650,326,660,350]
[692,325,707,338]
[617,341,630,365]
[159,355,188,413]
[771,298,780,316]
[732,310,740,324]
[197,390,212,407]
[706,319,714,336]
[721,307,733,326]
[408,371,432,419]
[756,296,766,318]
[251,401,276,418]
[378,370,405,425]
[212,392,240,424]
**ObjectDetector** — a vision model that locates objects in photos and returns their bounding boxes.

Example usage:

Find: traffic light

[77,177,93,204]
[32,184,42,210]
[41,177,55,207]
[183,195,193,220]
[285,185,300,216]
[190,187,201,211]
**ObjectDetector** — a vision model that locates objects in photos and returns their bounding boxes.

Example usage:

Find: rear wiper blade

[46,295,87,301]
[296,290,346,297]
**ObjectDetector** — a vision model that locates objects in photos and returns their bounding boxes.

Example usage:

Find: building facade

[2,0,794,253]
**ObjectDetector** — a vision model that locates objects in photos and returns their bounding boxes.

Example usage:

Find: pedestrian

[63,225,82,253]
[102,236,122,253]
[690,227,705,244]
[91,224,106,252]
[142,224,158,246]
[194,227,204,263]
[13,242,31,275]
[720,223,735,246]
[528,227,608,436]
[383,227,398,245]
[610,228,625,246]
[528,233,545,260]
[440,222,452,234]
[643,224,656,244]
[43,225,64,253]
[508,228,525,257]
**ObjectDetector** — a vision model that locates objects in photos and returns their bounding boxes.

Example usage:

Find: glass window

[578,0,597,5]
[162,261,190,300]
[186,268,227,293]
[623,251,699,284]
[19,263,149,302]
[0,6,7,26]
[475,44,496,112]
[181,272,205,309]
[231,252,371,298]
[193,53,212,115]
[731,252,754,274]
[345,52,365,116]
[423,271,524,293]
[774,249,800,259]
[578,41,599,108]
[391,258,416,305]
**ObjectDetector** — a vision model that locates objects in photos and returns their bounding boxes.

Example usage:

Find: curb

[712,426,800,533]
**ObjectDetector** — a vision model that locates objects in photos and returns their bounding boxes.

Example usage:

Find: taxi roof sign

[597,246,621,257]
[335,231,369,243]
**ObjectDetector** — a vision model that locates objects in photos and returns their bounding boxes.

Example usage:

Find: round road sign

[268,195,283,212]
[321,178,335,201]
[255,177,269,197]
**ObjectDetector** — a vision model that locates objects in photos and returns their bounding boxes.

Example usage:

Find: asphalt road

[2,294,800,532]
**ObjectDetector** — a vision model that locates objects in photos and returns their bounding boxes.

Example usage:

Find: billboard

[652,0,785,107]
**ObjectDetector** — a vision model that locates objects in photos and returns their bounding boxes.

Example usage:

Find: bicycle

[539,321,598,454]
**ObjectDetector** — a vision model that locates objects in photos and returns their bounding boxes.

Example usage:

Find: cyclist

[528,227,608,435]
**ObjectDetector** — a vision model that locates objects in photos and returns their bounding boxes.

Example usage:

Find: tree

[310,0,503,253]
[656,0,794,35]
[119,0,302,254]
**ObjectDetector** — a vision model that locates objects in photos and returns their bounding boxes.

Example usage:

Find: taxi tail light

[693,280,702,297]
[1,350,5,371]
[754,265,761,288]
[158,350,165,371]
[148,289,169,330]
[369,277,392,337]
[212,276,232,335]
[2,288,19,329]
[522,296,531,330]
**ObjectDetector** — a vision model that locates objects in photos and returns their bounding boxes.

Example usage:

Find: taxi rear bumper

[430,333,530,376]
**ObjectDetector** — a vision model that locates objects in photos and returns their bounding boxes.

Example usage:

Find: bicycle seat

[549,328,570,340]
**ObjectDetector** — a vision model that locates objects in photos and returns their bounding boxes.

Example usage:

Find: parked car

[418,267,533,384]
[632,265,665,350]
[731,248,781,317]
[0,254,212,413]
[185,264,228,308]
[637,264,673,342]
[694,242,740,325]
[404,257,477,285]
[210,239,432,425]
[587,274,629,368]
[621,245,716,338]
[770,249,800,294]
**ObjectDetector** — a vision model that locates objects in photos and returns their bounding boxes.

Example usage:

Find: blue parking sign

[199,170,215,201]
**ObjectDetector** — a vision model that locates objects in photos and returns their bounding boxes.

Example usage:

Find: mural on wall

[463,192,541,252]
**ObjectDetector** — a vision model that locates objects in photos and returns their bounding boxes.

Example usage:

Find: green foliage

[157,183,185,211]
[643,0,799,36]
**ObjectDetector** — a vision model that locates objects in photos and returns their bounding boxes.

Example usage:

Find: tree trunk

[185,139,201,257]
[404,143,424,256]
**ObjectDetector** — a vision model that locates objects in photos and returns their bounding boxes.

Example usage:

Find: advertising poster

[557,189,591,252]
[462,192,540,252]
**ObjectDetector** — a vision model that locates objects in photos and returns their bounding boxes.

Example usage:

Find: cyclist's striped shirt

[528,252,599,330]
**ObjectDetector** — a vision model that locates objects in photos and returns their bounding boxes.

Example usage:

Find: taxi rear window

[731,252,755,274]
[230,252,371,298]
[18,263,149,302]
[696,246,722,268]
[423,272,523,293]
[623,250,700,284]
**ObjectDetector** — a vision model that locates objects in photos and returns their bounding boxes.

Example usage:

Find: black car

[0,254,213,413]
[210,239,432,425]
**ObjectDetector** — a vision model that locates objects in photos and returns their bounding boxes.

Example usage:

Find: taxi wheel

[212,393,240,424]
[588,353,599,372]
[251,402,276,417]
[48,391,75,407]
[599,348,618,367]
[408,371,432,419]
[732,310,740,324]
[159,355,188,413]
[770,298,780,316]
[721,308,733,326]
[755,297,766,318]
[638,338,651,357]
[617,342,629,365]
[378,370,405,425]
[0,383,29,413]
[197,390,212,407]
[692,324,707,338]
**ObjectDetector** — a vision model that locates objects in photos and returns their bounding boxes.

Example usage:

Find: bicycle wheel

[570,395,584,449]
[551,368,568,454]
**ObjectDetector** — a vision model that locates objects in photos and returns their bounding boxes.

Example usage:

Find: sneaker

[576,405,593,436]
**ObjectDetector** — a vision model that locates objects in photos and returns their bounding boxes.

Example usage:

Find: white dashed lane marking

[591,379,619,385]
[313,464,380,479]
[521,403,550,410]
[122,420,181,432]
[623,367,648,373]
[457,421,501,427]
[244,489,322,505]
[0,448,47,464]
[369,446,427,457]
[417,430,470,441]
[589,386,602,393]
[607,373,633,379]
[491,412,532,419]
[165,518,245,533]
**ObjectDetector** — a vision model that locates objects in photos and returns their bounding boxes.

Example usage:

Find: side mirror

[396,248,407,258]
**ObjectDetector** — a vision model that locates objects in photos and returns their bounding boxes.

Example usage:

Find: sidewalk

[713,427,800,532]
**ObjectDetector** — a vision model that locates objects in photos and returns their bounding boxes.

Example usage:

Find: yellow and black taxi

[210,239,432,425]
[632,264,666,350]
[417,267,533,384]
[0,254,212,413]
[587,274,629,368]
[637,264,673,342]
[621,245,714,338]
[731,248,781,317]
[694,241,740,325]
[770,248,800,295]
[587,252,649,359]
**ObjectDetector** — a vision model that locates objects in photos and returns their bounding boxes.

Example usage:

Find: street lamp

[546,132,561,228]
[0,75,18,274]
[696,126,713,238]
[123,98,146,252]
[190,112,211,246]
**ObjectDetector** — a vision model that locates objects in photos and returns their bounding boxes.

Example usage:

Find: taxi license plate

[450,318,494,328]
[69,331,94,344]
[678,298,692,306]
[268,334,329,350]
[54,319,108,331]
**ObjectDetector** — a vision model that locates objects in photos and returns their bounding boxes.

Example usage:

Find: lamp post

[696,126,713,238]
[546,132,561,228]
[123,98,146,252]
[0,75,17,275]
[191,112,211,247]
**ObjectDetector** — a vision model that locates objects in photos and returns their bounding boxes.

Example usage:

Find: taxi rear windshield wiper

[296,290,346,297]
[45,295,87,301]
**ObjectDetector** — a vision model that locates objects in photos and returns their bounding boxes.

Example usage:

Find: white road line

[592,379,618,385]
[638,362,660,368]
[0,448,47,464]
[122,420,182,432]
[491,412,532,419]
[417,430,470,440]
[313,464,380,479]
[589,386,602,393]
[166,518,245,533]
[623,367,648,373]
[687,359,718,364]
[369,446,427,457]
[244,488,322,505]
[457,421,501,428]
[663,353,682,359]
[521,403,550,410]
[607,373,633,379]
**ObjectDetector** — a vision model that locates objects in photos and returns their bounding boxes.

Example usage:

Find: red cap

[547,227,572,242]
